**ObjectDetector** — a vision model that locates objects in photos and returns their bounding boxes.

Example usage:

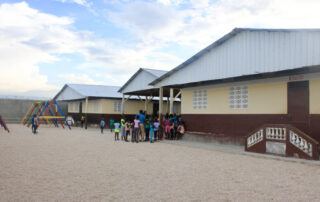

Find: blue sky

[1,0,320,97]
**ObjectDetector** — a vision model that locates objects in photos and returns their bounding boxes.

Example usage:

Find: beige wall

[182,82,287,114]
[310,78,320,114]
[80,99,154,114]
[77,99,181,115]
[68,101,80,113]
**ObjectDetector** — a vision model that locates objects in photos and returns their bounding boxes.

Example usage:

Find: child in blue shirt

[149,119,154,143]
[100,119,105,134]
[114,121,120,141]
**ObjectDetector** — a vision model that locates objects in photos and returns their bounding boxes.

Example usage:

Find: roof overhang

[159,65,320,89]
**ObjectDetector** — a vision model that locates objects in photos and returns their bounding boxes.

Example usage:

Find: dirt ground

[0,124,320,201]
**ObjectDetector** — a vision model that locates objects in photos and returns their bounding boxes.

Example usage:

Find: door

[153,103,159,116]
[287,81,309,133]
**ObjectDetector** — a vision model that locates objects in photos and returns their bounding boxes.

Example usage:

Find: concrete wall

[0,99,68,123]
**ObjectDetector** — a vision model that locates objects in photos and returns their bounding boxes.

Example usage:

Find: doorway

[287,80,309,133]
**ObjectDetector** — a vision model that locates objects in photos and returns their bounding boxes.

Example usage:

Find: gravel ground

[0,124,319,201]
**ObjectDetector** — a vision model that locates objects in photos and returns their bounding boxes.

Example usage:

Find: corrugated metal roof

[68,84,122,98]
[54,84,123,101]
[143,68,167,77]
[150,28,320,86]
[118,68,167,93]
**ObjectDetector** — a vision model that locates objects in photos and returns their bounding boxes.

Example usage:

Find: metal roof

[150,27,320,86]
[54,84,123,101]
[118,68,167,93]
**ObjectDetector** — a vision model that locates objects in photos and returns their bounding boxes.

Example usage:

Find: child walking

[100,119,105,134]
[31,115,39,135]
[114,121,120,141]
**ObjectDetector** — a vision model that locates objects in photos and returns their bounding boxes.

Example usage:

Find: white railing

[289,131,313,157]
[247,129,263,148]
[266,127,286,140]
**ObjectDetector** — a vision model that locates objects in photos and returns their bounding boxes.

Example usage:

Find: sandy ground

[0,124,320,201]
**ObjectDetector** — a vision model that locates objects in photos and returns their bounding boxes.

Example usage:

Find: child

[114,121,120,141]
[165,115,170,139]
[32,115,39,135]
[121,117,125,141]
[170,121,175,140]
[177,122,185,140]
[149,119,154,143]
[100,119,105,134]
[125,121,130,142]
[144,116,150,141]
[133,116,140,143]
[110,118,114,132]
[153,119,160,141]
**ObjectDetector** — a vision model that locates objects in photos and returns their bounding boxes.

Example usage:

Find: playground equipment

[0,115,10,133]
[21,99,71,130]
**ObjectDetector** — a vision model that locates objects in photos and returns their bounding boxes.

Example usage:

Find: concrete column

[169,88,174,114]
[144,96,148,112]
[159,87,163,119]
[85,97,88,129]
[121,94,125,115]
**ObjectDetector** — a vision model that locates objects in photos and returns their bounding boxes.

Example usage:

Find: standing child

[114,121,120,141]
[149,119,154,143]
[177,122,185,140]
[121,117,125,141]
[165,115,170,139]
[100,119,105,134]
[144,116,150,141]
[125,121,130,142]
[110,118,114,132]
[133,116,140,143]
[170,121,175,140]
[153,119,160,141]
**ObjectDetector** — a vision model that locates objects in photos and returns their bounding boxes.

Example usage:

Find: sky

[1,0,320,98]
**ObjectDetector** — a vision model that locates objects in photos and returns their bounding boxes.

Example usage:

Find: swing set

[21,99,71,130]
[0,115,10,133]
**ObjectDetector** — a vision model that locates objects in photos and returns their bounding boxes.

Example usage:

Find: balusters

[266,127,286,140]
[289,130,313,157]
[247,129,263,148]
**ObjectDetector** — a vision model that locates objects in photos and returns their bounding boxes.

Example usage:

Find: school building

[150,28,320,159]
[118,68,181,115]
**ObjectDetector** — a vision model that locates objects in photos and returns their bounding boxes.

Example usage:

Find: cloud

[59,74,104,84]
[57,0,91,7]
[107,0,320,50]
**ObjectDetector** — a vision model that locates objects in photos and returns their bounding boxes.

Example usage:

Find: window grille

[229,86,248,109]
[192,89,207,109]
[94,101,99,112]
[114,101,121,112]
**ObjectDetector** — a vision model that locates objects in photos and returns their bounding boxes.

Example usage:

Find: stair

[245,124,319,160]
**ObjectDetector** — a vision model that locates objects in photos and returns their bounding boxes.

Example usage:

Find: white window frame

[114,100,121,112]
[229,86,248,109]
[94,101,99,112]
[192,89,207,109]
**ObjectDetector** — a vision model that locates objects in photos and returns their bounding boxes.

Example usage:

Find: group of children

[108,111,185,143]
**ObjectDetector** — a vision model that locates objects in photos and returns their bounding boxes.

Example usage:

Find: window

[94,101,99,112]
[68,103,72,111]
[192,89,207,109]
[229,86,248,109]
[114,101,121,112]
